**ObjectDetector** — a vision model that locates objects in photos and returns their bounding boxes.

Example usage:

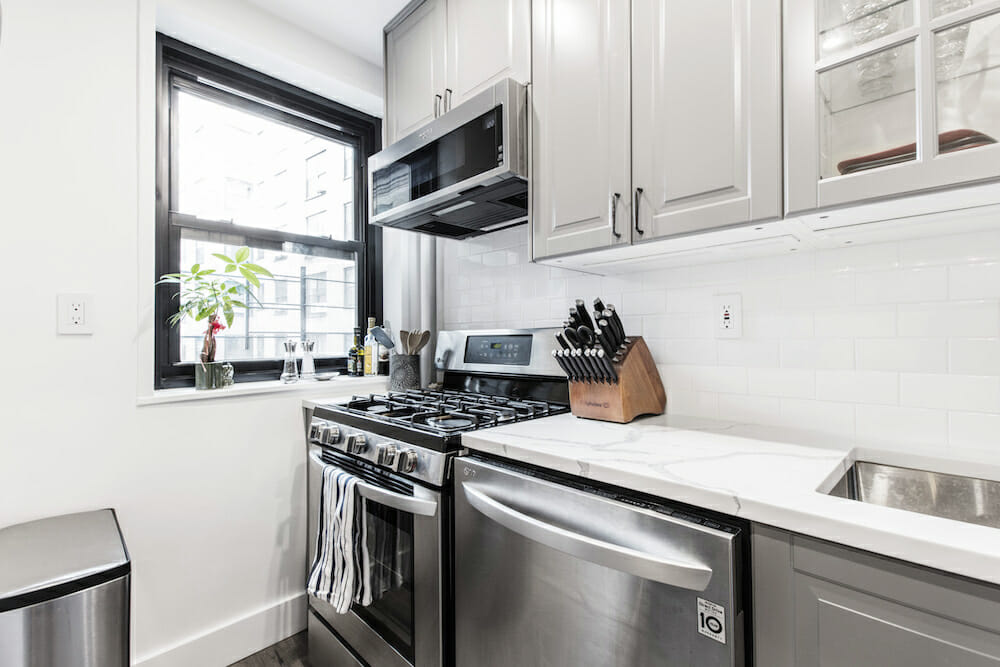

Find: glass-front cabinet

[786,0,1000,214]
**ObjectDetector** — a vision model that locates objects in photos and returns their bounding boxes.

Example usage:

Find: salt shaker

[300,339,316,380]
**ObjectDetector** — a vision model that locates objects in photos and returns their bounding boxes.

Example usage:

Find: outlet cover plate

[714,293,742,339]
[57,293,93,335]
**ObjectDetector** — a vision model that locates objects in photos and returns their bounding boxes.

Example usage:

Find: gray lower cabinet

[753,525,1000,667]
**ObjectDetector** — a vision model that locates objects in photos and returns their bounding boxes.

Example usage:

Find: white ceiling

[244,0,411,66]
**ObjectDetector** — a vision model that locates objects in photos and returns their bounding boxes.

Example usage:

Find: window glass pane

[936,11,1000,155]
[819,40,917,178]
[819,0,913,60]
[934,0,982,18]
[175,89,356,241]
[178,234,356,362]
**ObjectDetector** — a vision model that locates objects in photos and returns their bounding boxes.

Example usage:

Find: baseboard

[134,592,307,667]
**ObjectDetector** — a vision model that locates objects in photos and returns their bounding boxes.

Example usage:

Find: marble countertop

[462,413,1000,587]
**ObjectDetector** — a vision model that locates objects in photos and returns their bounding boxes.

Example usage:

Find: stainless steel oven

[306,440,446,667]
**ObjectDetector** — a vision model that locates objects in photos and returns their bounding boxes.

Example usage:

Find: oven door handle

[310,451,438,517]
[463,484,712,591]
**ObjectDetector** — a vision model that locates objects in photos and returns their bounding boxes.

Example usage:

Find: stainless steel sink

[828,461,1000,529]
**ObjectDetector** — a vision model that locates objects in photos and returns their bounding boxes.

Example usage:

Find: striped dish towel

[307,466,373,613]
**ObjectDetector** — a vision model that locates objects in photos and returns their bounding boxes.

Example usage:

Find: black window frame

[155,35,382,389]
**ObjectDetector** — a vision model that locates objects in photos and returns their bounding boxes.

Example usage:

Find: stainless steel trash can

[0,509,130,667]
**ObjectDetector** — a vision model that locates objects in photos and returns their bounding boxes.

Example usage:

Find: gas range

[308,329,569,486]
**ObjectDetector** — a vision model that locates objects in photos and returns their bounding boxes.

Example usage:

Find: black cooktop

[313,389,569,452]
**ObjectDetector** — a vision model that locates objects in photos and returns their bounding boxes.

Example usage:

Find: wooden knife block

[568,336,666,424]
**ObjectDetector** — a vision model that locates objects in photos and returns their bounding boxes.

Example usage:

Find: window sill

[137,375,388,406]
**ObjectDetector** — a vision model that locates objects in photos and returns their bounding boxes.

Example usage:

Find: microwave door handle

[434,93,443,118]
[463,484,713,591]
[310,450,438,517]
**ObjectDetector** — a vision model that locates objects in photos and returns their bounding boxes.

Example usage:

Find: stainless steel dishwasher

[454,456,748,667]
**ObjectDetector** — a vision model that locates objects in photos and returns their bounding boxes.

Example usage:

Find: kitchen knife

[587,349,608,383]
[553,349,576,381]
[606,305,628,343]
[594,297,607,313]
[554,332,571,350]
[568,308,581,328]
[593,327,616,357]
[575,299,595,330]
[574,349,594,383]
[597,349,618,383]
[597,318,619,348]
[563,327,582,350]
[563,349,585,381]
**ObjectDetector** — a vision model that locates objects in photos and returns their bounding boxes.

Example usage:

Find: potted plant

[157,246,273,389]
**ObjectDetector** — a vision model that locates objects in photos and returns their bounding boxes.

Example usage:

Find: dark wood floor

[228,631,309,667]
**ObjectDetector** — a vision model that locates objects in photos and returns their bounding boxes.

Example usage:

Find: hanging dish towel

[307,466,373,613]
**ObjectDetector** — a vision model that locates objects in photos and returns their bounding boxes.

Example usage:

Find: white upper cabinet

[384,0,529,145]
[532,0,782,260]
[384,0,447,146]
[785,0,1000,215]
[531,0,632,259]
[446,0,530,108]
[632,0,782,240]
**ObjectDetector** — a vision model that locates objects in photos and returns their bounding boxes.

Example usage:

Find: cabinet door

[384,0,447,145]
[631,0,781,240]
[446,0,530,109]
[530,0,631,260]
[785,0,1000,215]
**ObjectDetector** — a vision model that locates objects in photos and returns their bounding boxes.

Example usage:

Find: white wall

[0,1,382,664]
[439,221,1000,464]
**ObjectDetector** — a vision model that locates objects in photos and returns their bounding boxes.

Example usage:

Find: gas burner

[423,414,478,431]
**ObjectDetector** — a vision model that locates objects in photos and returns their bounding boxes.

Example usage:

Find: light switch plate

[714,293,742,339]
[57,293,93,335]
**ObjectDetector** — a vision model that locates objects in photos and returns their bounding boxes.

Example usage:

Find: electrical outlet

[714,293,742,339]
[57,294,93,335]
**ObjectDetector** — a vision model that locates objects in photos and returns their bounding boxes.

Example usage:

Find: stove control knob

[346,434,368,454]
[397,449,419,474]
[376,443,398,467]
[321,426,342,446]
[309,421,324,442]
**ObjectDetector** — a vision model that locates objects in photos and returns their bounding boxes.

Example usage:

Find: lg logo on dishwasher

[697,598,727,644]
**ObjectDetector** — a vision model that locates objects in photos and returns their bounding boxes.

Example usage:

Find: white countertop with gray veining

[462,413,1000,586]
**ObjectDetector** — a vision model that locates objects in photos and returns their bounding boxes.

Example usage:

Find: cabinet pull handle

[610,192,622,239]
[444,88,453,112]
[634,187,644,236]
[435,93,443,118]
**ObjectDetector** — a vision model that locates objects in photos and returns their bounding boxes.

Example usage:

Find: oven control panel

[308,417,447,485]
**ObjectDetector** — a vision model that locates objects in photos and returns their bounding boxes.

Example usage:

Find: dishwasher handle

[463,484,713,591]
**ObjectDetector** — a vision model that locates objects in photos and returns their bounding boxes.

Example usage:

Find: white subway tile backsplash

[815,370,899,405]
[856,405,949,450]
[949,262,1000,300]
[950,338,1000,375]
[897,301,1000,338]
[857,338,947,373]
[949,412,1000,453]
[440,228,1000,456]
[781,338,856,370]
[900,373,1000,413]
[855,266,948,305]
[748,368,816,398]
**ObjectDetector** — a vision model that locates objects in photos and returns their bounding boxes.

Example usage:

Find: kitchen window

[155,36,382,388]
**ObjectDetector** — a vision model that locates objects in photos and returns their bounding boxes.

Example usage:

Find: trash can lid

[0,509,129,611]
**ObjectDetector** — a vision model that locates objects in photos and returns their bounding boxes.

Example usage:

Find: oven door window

[355,499,415,662]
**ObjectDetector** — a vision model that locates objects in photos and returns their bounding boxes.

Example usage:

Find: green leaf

[195,306,215,321]
[239,265,260,288]
[228,299,248,309]
[243,263,273,278]
[190,263,201,274]
[197,269,216,276]
[224,264,237,273]
[212,253,235,265]
[235,246,250,263]
[223,304,234,328]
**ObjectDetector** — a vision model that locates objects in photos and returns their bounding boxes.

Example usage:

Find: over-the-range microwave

[368,78,528,239]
